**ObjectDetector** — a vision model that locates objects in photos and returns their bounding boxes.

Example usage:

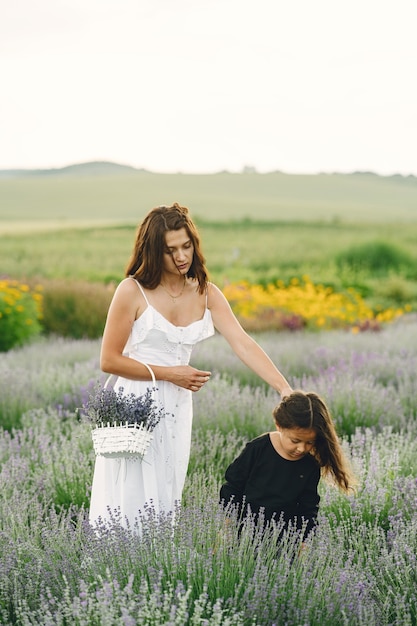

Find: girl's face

[163,228,194,276]
[276,426,316,461]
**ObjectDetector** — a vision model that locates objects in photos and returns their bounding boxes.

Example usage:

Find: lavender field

[1,321,417,625]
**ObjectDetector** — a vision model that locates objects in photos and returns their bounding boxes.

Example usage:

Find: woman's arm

[100,278,142,378]
[208,283,292,396]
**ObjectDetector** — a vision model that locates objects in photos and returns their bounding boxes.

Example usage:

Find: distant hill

[0,161,147,178]
[1,163,417,226]
[0,160,416,183]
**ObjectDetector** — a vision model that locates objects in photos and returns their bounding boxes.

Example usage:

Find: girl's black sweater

[220,433,320,534]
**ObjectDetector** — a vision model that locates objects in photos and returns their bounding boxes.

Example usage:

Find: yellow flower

[222,278,407,332]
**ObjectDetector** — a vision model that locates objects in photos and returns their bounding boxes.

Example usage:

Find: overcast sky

[1,0,416,175]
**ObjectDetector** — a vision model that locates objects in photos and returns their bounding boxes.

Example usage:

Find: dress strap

[205,282,211,308]
[131,278,150,306]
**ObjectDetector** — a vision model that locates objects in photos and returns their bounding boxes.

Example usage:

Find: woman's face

[276,427,317,461]
[163,228,194,275]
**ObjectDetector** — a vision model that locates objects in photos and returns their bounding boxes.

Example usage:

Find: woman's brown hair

[273,391,356,493]
[125,203,209,293]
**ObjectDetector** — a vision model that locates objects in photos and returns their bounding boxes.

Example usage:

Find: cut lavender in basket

[80,384,166,431]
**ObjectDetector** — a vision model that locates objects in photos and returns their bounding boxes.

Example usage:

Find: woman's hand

[279,385,293,398]
[169,365,212,392]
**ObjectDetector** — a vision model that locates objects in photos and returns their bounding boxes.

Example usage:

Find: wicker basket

[91,363,157,459]
[92,422,154,458]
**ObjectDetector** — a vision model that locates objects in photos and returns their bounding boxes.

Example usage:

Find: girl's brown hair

[273,391,355,493]
[125,203,209,294]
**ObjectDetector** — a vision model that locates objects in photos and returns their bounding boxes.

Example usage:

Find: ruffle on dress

[125,306,214,354]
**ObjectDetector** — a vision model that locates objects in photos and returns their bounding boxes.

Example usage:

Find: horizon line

[0,159,416,179]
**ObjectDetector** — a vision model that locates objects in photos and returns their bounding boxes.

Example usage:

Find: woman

[89,203,292,531]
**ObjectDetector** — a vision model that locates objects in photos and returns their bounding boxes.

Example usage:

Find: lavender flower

[80,384,165,431]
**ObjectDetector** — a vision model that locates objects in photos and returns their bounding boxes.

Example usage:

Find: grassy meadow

[1,170,417,315]
[1,167,417,229]
[1,166,417,292]
[2,219,417,285]
[1,167,417,623]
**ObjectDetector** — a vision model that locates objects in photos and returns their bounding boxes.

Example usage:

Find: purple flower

[79,384,167,431]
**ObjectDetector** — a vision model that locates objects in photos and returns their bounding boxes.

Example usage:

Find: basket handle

[104,361,157,398]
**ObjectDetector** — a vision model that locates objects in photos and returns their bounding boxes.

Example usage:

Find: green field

[2,220,417,289]
[1,165,417,314]
[1,166,417,233]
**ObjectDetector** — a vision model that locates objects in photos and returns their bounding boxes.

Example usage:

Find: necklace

[160,277,186,303]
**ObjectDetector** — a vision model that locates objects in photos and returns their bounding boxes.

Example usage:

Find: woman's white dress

[89,280,214,530]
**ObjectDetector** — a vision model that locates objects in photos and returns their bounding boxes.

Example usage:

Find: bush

[0,279,43,351]
[335,240,413,276]
[41,279,114,339]
[371,275,417,306]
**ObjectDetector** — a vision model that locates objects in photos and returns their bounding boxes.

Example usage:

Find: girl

[220,391,355,537]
